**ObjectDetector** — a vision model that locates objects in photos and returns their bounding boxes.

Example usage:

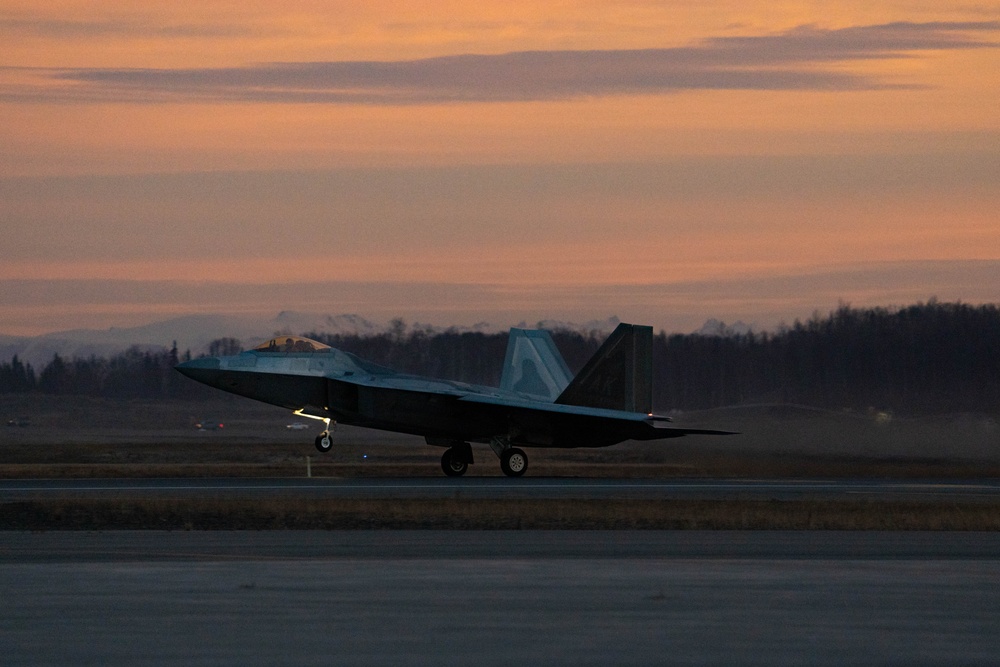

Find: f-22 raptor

[175,323,733,477]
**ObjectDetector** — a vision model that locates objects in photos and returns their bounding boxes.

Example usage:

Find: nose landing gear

[315,431,333,453]
[293,409,336,454]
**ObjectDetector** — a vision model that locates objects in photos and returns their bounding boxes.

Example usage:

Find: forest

[2,301,998,416]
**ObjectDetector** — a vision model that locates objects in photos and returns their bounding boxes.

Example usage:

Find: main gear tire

[500,448,528,477]
[441,448,468,477]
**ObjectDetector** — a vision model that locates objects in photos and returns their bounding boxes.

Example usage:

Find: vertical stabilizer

[500,329,573,402]
[555,323,653,413]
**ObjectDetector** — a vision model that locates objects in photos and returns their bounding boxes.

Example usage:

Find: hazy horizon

[3,259,998,339]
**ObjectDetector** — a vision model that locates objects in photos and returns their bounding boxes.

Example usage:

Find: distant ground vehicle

[195,420,224,431]
[286,422,310,430]
[6,417,30,428]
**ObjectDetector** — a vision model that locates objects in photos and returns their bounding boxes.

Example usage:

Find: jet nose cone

[174,356,222,383]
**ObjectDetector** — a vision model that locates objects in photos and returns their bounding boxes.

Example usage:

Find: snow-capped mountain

[693,318,753,337]
[0,313,632,366]
[0,312,382,367]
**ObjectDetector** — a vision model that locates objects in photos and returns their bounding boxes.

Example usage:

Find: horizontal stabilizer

[556,323,653,413]
[500,328,573,402]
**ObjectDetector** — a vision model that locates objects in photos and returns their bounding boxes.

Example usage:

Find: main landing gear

[491,437,528,478]
[499,447,528,477]
[441,442,473,477]
[440,449,468,477]
[438,440,527,477]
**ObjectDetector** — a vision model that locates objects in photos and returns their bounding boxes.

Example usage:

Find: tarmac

[2,531,999,666]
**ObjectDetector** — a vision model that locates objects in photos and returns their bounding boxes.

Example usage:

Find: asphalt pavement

[2,531,999,666]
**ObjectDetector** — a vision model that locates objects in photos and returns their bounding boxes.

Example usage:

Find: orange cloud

[1,5,998,335]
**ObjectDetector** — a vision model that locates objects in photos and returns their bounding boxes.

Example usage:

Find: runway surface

[4,530,1000,563]
[2,531,999,666]
[4,476,1000,501]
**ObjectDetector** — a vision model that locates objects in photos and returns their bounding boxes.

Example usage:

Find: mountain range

[0,312,748,367]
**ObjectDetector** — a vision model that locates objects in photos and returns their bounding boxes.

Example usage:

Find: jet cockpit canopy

[252,336,331,353]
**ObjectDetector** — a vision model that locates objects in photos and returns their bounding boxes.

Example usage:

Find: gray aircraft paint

[175,323,733,476]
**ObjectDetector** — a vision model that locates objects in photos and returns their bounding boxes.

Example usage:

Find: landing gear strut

[294,409,335,454]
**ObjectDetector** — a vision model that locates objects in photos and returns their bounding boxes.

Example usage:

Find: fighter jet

[175,323,734,476]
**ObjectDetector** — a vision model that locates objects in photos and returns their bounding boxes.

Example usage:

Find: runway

[4,476,1000,501]
[4,530,1000,563]
[2,531,999,666]
[5,480,1000,663]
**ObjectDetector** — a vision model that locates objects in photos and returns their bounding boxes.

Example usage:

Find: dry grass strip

[4,498,1000,531]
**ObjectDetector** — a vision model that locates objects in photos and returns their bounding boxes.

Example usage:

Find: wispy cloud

[4,21,997,104]
[0,17,251,38]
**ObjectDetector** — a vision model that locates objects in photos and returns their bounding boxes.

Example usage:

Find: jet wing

[457,393,738,444]
[458,393,653,421]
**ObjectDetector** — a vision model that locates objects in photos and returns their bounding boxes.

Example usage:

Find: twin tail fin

[499,328,573,402]
[555,323,653,414]
[500,322,655,414]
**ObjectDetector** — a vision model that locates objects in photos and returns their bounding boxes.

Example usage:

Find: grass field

[2,394,997,478]
[2,394,998,529]
[5,497,1000,531]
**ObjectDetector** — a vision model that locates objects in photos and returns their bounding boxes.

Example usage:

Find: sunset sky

[2,2,998,337]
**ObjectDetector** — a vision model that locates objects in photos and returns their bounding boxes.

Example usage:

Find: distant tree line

[653,301,1000,414]
[1,302,998,415]
[0,343,216,401]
